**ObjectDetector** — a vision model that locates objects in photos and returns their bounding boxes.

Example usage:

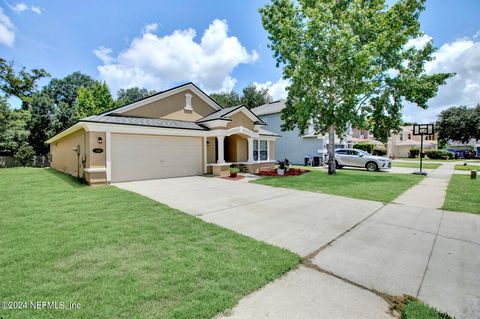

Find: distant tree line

[210,84,272,109]
[0,59,157,158]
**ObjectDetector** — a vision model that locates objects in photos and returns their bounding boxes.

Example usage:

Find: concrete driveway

[115,176,383,256]
[114,176,479,319]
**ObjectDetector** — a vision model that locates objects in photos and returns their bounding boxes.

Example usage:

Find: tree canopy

[436,105,480,144]
[0,58,50,109]
[210,84,272,108]
[75,82,114,120]
[260,0,453,174]
[116,87,157,105]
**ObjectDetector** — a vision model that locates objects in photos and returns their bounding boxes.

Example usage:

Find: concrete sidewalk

[393,162,455,209]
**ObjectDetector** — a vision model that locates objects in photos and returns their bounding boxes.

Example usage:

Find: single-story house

[251,100,349,164]
[46,83,278,185]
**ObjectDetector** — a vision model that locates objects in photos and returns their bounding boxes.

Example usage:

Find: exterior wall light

[98,137,103,144]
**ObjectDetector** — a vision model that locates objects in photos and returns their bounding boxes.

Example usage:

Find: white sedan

[331,148,391,171]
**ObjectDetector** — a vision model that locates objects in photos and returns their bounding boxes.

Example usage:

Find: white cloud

[95,19,258,94]
[405,34,433,50]
[253,78,290,100]
[8,2,43,14]
[0,8,15,47]
[93,46,115,64]
[403,32,480,123]
[143,23,159,34]
[31,6,42,14]
[11,2,28,13]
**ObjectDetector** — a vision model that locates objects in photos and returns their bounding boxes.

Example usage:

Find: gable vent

[185,93,193,111]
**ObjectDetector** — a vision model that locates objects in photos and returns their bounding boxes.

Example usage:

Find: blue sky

[1,0,480,122]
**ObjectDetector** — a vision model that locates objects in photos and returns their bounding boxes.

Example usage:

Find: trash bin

[304,156,310,166]
[313,156,320,167]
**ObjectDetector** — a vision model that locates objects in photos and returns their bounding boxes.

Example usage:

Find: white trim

[208,126,260,139]
[203,136,207,174]
[85,167,107,173]
[103,83,221,115]
[247,137,254,163]
[106,131,111,182]
[46,122,88,144]
[185,93,193,111]
[217,136,225,163]
[200,119,230,129]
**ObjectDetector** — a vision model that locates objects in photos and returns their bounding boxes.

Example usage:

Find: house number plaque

[93,148,104,153]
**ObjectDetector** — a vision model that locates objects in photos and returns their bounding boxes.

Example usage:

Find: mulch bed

[221,175,245,181]
[257,168,309,177]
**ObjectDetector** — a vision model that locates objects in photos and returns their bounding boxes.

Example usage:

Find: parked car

[329,148,391,171]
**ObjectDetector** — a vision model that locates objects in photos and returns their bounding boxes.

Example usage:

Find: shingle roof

[196,105,241,123]
[251,100,285,116]
[81,115,208,130]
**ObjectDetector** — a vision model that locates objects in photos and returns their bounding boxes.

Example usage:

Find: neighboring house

[46,83,278,185]
[447,139,480,155]
[387,125,437,158]
[251,100,349,164]
[348,128,385,150]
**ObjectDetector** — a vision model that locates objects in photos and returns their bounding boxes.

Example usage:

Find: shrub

[14,143,35,167]
[409,148,420,158]
[425,149,454,160]
[229,167,240,173]
[354,143,375,154]
[372,149,387,156]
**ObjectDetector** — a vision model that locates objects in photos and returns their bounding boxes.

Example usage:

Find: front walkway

[393,162,456,209]
[114,175,479,319]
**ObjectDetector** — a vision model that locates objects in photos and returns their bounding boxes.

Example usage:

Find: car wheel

[366,162,378,172]
[335,161,343,169]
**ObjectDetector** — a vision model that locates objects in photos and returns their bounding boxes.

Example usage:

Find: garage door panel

[111,134,202,182]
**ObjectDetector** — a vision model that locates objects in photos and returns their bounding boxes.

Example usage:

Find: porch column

[247,137,254,162]
[217,136,225,163]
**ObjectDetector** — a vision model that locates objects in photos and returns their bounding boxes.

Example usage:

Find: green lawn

[454,164,480,171]
[443,174,480,214]
[253,169,424,203]
[392,296,454,319]
[393,161,441,169]
[0,168,298,319]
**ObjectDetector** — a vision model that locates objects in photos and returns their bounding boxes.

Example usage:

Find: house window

[260,140,268,161]
[253,140,258,161]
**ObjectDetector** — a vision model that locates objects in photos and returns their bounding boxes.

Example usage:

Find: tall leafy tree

[42,72,96,135]
[0,97,30,155]
[260,0,453,174]
[0,58,50,109]
[117,87,156,105]
[241,84,272,109]
[27,93,54,155]
[74,81,114,120]
[210,91,242,108]
[436,105,480,144]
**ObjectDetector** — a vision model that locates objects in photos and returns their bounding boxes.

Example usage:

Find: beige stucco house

[46,83,277,185]
[387,125,437,158]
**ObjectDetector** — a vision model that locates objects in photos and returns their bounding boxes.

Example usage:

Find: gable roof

[82,115,207,130]
[251,100,285,116]
[102,82,222,116]
[197,105,266,125]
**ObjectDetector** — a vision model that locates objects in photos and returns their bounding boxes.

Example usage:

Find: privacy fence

[0,156,50,168]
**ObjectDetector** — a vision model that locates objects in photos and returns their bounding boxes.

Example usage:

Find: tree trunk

[328,125,336,175]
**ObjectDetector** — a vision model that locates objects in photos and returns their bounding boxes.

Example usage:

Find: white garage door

[111,134,203,182]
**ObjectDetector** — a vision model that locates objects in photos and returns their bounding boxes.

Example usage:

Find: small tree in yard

[15,143,35,166]
[260,0,453,174]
